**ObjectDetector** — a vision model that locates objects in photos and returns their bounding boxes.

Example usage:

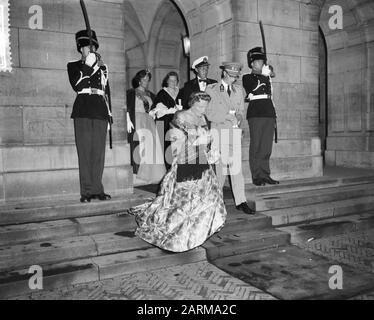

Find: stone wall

[320,0,374,169]
[0,0,132,201]
[170,0,323,182]
[232,0,323,181]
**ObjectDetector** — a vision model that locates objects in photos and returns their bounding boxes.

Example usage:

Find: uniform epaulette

[68,59,81,64]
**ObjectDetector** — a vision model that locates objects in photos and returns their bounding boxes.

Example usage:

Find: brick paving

[295,229,374,274]
[292,228,374,300]
[11,261,276,300]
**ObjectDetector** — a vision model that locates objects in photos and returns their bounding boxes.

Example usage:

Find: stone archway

[123,0,190,93]
[319,0,374,168]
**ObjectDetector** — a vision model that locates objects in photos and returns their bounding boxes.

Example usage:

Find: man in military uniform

[67,29,112,203]
[242,47,279,186]
[205,62,254,215]
[180,56,217,109]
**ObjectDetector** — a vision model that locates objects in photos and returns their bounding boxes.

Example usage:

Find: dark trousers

[74,118,108,196]
[248,117,275,181]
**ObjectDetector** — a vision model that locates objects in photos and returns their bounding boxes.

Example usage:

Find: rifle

[259,20,277,143]
[80,0,112,149]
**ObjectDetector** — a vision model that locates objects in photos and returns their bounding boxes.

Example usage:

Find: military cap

[192,56,210,70]
[247,47,266,68]
[75,29,99,53]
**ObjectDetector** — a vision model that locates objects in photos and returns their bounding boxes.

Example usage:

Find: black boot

[80,195,91,203]
[263,177,279,185]
[236,202,255,215]
[253,179,266,186]
[91,193,111,201]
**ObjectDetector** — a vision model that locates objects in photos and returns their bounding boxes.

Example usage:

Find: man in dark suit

[242,47,279,187]
[180,56,217,109]
[67,29,112,203]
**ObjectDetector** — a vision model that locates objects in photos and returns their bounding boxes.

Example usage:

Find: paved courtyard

[10,261,276,300]
[8,223,374,300]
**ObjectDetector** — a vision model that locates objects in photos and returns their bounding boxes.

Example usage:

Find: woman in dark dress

[126,70,166,184]
[151,71,183,170]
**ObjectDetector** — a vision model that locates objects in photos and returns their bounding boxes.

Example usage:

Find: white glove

[149,109,157,120]
[176,99,183,111]
[154,103,168,119]
[193,130,211,146]
[167,107,178,115]
[126,112,134,133]
[206,148,220,164]
[262,64,271,77]
[85,52,97,67]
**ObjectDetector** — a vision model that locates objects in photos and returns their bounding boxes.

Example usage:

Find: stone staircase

[1,170,374,299]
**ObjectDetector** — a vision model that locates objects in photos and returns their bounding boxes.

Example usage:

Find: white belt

[248,94,271,101]
[77,88,105,96]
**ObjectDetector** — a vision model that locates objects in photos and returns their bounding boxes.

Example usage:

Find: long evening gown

[129,111,227,252]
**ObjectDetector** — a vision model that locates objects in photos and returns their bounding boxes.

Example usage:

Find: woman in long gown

[126,70,166,184]
[151,71,183,170]
[130,91,227,253]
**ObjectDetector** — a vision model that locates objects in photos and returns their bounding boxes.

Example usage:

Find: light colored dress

[129,111,227,252]
[135,96,166,183]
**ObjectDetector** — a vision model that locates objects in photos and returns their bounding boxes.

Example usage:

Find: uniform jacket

[205,81,245,131]
[242,73,276,119]
[181,77,217,109]
[67,59,111,121]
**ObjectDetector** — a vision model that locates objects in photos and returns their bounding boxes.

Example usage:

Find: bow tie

[199,79,207,83]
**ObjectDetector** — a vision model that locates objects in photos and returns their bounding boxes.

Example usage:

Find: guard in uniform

[242,47,279,186]
[180,56,217,109]
[205,62,255,215]
[67,29,112,202]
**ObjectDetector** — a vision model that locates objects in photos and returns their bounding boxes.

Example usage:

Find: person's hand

[269,64,275,78]
[167,107,178,115]
[149,109,157,119]
[193,130,211,146]
[156,108,167,118]
[236,114,243,127]
[126,112,134,133]
[85,52,97,67]
[226,113,238,127]
[262,64,271,77]
[206,148,220,164]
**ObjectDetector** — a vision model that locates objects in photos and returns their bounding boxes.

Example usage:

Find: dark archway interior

[124,0,189,93]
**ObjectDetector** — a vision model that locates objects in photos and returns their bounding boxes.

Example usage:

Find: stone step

[203,228,290,261]
[263,195,374,226]
[0,247,207,299]
[222,175,374,207]
[0,191,153,226]
[277,211,374,245]
[0,231,148,272]
[0,214,137,247]
[254,183,374,211]
[0,205,271,247]
[222,210,272,234]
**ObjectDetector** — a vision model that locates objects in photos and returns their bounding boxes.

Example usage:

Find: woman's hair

[188,91,211,108]
[132,69,152,89]
[162,71,179,88]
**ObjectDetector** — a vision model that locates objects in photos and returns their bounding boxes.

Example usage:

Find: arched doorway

[124,0,189,93]
[319,0,374,168]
